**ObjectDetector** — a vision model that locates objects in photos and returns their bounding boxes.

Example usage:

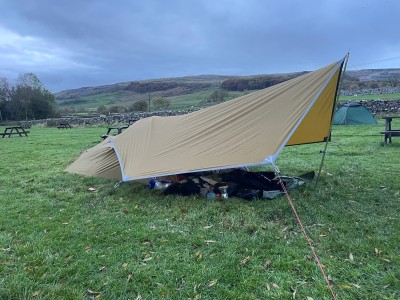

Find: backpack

[163,179,200,196]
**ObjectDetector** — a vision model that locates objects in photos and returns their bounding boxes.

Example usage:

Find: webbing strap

[273,165,337,300]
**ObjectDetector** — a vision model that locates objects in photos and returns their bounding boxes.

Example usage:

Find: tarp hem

[121,160,276,182]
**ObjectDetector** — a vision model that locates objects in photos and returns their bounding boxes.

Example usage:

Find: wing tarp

[67,59,344,181]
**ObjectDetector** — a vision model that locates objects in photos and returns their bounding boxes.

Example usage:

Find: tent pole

[316,53,350,186]
[316,135,330,186]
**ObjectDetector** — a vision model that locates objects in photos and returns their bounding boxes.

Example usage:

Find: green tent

[333,103,376,125]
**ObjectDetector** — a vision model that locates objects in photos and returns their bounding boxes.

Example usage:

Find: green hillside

[56,75,232,112]
[55,69,400,113]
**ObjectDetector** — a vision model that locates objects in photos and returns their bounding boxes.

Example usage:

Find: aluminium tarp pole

[316,53,350,186]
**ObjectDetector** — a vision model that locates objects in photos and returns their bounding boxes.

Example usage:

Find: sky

[0,0,399,92]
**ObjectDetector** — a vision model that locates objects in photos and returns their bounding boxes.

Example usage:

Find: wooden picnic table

[1,126,30,138]
[381,116,400,144]
[101,126,129,139]
[57,123,72,129]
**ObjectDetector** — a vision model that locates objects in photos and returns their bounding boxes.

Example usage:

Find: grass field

[57,91,150,111]
[58,89,246,112]
[169,90,246,107]
[0,123,399,299]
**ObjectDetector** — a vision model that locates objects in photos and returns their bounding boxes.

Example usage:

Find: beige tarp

[67,59,344,181]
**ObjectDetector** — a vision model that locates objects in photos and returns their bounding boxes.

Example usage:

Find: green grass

[58,89,247,112]
[168,90,245,107]
[339,92,400,102]
[167,89,219,106]
[58,91,148,111]
[0,123,399,299]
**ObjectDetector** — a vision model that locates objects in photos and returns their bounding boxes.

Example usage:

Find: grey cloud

[0,0,399,91]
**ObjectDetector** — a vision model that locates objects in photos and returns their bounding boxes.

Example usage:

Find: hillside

[55,75,233,112]
[55,68,400,113]
[346,68,400,81]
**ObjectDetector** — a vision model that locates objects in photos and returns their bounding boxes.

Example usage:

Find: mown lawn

[0,123,399,299]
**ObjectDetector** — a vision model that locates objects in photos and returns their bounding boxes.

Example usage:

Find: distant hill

[346,68,400,81]
[55,68,400,113]
[342,69,400,90]
[55,75,232,101]
[55,75,234,112]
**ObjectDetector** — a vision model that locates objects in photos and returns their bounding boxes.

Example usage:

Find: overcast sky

[1,0,399,92]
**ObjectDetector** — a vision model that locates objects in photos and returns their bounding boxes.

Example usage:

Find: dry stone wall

[5,99,400,127]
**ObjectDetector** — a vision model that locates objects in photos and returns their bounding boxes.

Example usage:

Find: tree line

[341,74,400,90]
[0,73,58,121]
[124,81,211,94]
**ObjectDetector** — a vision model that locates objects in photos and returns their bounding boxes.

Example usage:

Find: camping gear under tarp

[67,58,345,181]
[160,169,315,200]
[332,102,376,125]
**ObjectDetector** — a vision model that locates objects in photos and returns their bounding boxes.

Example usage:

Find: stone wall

[23,109,198,127]
[340,87,400,96]
[5,99,400,127]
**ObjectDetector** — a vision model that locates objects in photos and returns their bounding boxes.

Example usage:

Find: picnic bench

[101,126,129,139]
[381,116,400,144]
[1,126,30,138]
[57,123,72,129]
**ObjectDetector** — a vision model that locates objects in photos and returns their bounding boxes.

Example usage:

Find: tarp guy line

[273,163,337,300]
